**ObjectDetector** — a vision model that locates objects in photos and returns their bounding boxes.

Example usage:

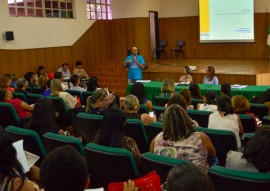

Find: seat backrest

[176,39,185,47]
[65,89,84,105]
[32,87,43,94]
[138,104,149,114]
[152,106,166,120]
[249,103,269,120]
[85,143,140,188]
[26,93,42,105]
[154,96,169,107]
[208,165,270,191]
[0,102,21,127]
[187,110,213,127]
[12,92,28,103]
[191,98,204,110]
[262,116,270,125]
[82,91,93,106]
[147,122,163,142]
[196,127,238,166]
[159,39,167,48]
[43,132,85,156]
[239,114,257,133]
[5,125,46,165]
[125,119,149,153]
[141,152,187,183]
[76,112,103,143]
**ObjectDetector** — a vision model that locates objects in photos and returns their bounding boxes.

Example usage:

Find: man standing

[124,46,145,83]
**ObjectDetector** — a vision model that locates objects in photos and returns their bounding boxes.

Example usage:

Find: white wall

[0,1,95,50]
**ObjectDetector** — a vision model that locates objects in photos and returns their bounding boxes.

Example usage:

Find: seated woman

[221,83,232,97]
[0,128,38,191]
[50,79,77,109]
[38,74,49,93]
[226,124,270,172]
[160,79,176,98]
[232,95,261,129]
[70,74,87,92]
[179,89,194,110]
[93,107,141,166]
[189,83,203,99]
[0,74,14,92]
[202,66,219,85]
[86,76,100,92]
[27,98,64,138]
[197,90,217,112]
[208,95,243,149]
[130,82,153,111]
[72,61,89,79]
[123,94,156,126]
[14,78,29,95]
[86,89,116,115]
[150,104,216,174]
[179,66,193,83]
[0,89,33,118]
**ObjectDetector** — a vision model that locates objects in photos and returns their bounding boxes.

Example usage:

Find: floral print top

[154,132,208,173]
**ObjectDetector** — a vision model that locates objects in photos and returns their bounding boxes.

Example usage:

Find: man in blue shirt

[124,46,145,83]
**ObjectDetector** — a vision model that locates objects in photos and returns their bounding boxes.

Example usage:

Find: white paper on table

[136,80,151,83]
[231,84,247,89]
[85,188,104,191]
[12,140,30,173]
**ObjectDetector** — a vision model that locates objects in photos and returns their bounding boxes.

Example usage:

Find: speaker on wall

[6,31,14,41]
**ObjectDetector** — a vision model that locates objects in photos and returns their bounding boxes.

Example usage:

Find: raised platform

[143,59,270,85]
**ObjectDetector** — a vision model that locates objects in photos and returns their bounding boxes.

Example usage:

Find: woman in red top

[0,89,33,118]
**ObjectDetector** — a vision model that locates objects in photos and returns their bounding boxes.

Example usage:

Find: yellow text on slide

[199,0,210,33]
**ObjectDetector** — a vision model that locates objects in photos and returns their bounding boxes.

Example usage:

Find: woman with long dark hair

[130,82,153,111]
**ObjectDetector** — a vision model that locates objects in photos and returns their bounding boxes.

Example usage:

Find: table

[126,81,269,104]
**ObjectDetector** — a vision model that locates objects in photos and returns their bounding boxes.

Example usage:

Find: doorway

[149,11,159,59]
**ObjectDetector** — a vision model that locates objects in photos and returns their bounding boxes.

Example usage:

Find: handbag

[108,171,161,191]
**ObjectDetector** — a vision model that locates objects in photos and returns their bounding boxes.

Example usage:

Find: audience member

[150,104,216,173]
[42,79,51,97]
[0,128,37,191]
[130,82,153,111]
[40,145,90,191]
[208,95,243,149]
[179,89,194,110]
[179,66,193,83]
[197,90,217,112]
[57,63,71,78]
[50,79,77,109]
[10,74,18,87]
[87,76,100,92]
[24,72,37,88]
[250,89,270,110]
[221,83,232,97]
[123,94,156,126]
[38,74,49,92]
[189,83,203,99]
[226,124,270,173]
[72,61,89,79]
[86,89,116,114]
[93,107,141,166]
[54,71,68,91]
[37,66,46,77]
[0,89,33,118]
[14,78,29,95]
[0,74,15,92]
[70,74,87,92]
[202,66,219,85]
[160,79,175,98]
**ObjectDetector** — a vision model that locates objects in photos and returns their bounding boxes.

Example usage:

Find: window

[86,0,112,20]
[8,0,74,18]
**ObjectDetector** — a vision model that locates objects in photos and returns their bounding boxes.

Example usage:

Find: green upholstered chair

[262,116,270,125]
[26,93,42,105]
[125,119,149,153]
[208,165,270,191]
[32,86,43,94]
[141,152,187,183]
[250,103,269,120]
[195,127,238,166]
[43,132,85,156]
[0,102,31,128]
[146,121,163,142]
[5,125,46,166]
[76,113,103,143]
[191,98,204,110]
[85,143,140,189]
[65,89,84,105]
[187,110,213,128]
[242,133,255,149]
[152,106,166,120]
[82,91,93,106]
[154,96,169,107]
[138,104,149,114]
[239,114,257,133]
[12,92,28,103]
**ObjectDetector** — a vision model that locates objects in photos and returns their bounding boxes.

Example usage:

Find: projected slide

[199,0,254,43]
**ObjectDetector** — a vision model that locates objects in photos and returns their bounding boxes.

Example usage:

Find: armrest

[21,115,32,128]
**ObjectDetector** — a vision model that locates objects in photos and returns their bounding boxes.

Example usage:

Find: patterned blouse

[179,74,193,83]
[154,132,208,173]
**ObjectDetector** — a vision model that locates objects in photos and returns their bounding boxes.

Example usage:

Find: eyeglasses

[161,182,167,191]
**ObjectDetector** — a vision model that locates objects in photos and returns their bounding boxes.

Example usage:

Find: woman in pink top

[0,89,33,118]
